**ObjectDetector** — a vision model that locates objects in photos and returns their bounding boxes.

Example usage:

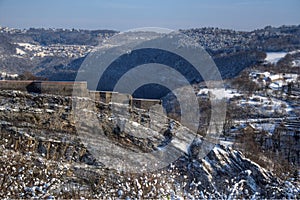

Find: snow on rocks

[0,89,299,199]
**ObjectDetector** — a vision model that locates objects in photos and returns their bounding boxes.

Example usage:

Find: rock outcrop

[0,90,299,198]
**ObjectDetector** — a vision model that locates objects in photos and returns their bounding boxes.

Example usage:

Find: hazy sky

[0,0,299,31]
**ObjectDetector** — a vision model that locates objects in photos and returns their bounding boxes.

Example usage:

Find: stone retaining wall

[132,98,162,111]
[0,80,88,96]
[0,80,32,91]
[0,80,163,110]
[89,91,132,105]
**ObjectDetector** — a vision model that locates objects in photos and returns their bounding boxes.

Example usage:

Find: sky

[0,0,299,31]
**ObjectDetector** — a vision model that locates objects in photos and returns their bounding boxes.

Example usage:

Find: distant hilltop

[0,24,299,85]
[0,26,118,46]
[1,24,299,48]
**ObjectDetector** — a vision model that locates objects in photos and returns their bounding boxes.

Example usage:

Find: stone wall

[0,80,33,91]
[0,80,88,96]
[0,80,163,110]
[132,98,162,111]
[40,81,88,96]
[89,91,132,105]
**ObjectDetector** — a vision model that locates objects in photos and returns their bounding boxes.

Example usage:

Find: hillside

[0,25,299,83]
[0,89,298,198]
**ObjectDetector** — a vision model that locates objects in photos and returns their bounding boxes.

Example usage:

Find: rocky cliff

[0,89,299,198]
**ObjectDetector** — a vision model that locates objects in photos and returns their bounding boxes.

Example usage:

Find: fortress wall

[89,91,112,104]
[89,91,162,110]
[132,98,162,110]
[1,80,164,111]
[0,80,33,91]
[89,91,132,105]
[0,80,88,96]
[39,81,88,96]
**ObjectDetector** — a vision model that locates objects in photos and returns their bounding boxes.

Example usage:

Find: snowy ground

[237,94,293,115]
[265,50,300,64]
[265,52,287,64]
[197,88,242,100]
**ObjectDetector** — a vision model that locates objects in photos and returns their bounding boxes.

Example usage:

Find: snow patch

[265,52,287,64]
[16,48,26,55]
[198,88,241,99]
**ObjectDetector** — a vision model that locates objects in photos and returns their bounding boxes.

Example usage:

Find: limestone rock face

[179,145,285,199]
[0,90,299,199]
